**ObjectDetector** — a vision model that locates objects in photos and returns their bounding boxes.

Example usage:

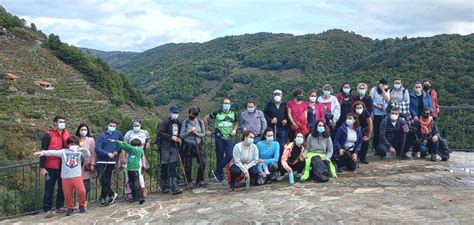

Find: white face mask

[133,126,141,133]
[108,126,116,132]
[390,114,399,121]
[79,130,88,137]
[358,89,366,96]
[309,96,317,102]
[274,95,282,102]
[69,145,79,151]
[355,108,363,115]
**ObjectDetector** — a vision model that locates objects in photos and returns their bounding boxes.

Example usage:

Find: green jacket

[115,142,143,171]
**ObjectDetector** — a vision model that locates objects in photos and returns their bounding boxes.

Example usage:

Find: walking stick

[175,141,190,189]
[274,124,277,138]
[194,134,206,184]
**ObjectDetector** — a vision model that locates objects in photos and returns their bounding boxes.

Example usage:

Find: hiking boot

[211,170,223,183]
[139,200,145,205]
[55,208,66,213]
[44,210,54,218]
[108,193,118,205]
[79,206,86,213]
[430,154,437,162]
[65,209,73,216]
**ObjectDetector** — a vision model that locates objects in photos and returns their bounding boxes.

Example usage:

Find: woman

[316,84,341,138]
[229,130,259,190]
[307,90,318,131]
[352,101,373,164]
[287,88,309,139]
[301,121,337,181]
[256,129,280,184]
[369,78,390,153]
[416,108,440,161]
[76,123,96,207]
[335,83,356,130]
[333,113,362,172]
[423,80,440,120]
[180,107,207,188]
[281,133,305,177]
[355,83,373,114]
[389,78,410,117]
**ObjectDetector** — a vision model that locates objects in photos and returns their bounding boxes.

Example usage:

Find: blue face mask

[133,126,141,133]
[171,113,179,120]
[323,90,331,96]
[346,119,354,126]
[108,126,116,133]
[57,123,66,130]
[246,138,254,145]
[394,84,401,89]
[223,103,231,111]
[247,107,255,113]
[317,126,325,133]
[266,137,274,142]
[343,88,351,94]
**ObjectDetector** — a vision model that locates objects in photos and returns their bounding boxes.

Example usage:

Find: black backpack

[438,137,450,161]
[310,156,330,182]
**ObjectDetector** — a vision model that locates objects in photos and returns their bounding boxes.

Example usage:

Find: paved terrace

[3,152,473,224]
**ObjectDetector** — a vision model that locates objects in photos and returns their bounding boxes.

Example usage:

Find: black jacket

[156,117,182,150]
[263,101,288,127]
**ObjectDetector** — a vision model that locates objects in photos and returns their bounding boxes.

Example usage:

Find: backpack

[438,137,450,161]
[310,156,330,182]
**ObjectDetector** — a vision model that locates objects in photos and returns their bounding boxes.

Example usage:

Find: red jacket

[428,89,440,118]
[44,129,70,169]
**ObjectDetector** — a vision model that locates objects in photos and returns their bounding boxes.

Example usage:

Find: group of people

[33,78,443,217]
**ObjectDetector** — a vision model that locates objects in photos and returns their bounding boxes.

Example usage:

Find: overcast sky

[2,0,473,52]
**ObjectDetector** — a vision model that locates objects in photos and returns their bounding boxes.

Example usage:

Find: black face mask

[423,85,430,91]
[296,95,304,101]
[422,113,430,119]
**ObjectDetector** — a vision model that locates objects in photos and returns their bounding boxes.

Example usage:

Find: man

[157,106,183,195]
[95,118,124,206]
[240,100,267,143]
[378,107,410,159]
[204,98,239,182]
[40,116,69,218]
[263,89,288,171]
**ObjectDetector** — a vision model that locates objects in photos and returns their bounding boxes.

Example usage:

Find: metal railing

[0,105,472,219]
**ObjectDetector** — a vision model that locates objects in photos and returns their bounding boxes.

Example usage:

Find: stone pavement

[3,152,474,224]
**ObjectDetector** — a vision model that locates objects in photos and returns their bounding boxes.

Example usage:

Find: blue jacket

[333,124,362,156]
[95,130,124,163]
[409,91,432,117]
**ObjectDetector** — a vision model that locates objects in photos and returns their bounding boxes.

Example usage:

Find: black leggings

[336,151,357,171]
[128,171,144,201]
[372,115,384,150]
[229,164,258,187]
[181,142,206,184]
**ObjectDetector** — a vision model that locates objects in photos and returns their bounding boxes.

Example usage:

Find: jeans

[96,164,115,200]
[214,135,235,180]
[273,125,288,171]
[420,139,439,155]
[229,164,258,187]
[128,171,144,201]
[43,168,64,212]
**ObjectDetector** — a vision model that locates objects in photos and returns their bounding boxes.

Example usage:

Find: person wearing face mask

[355,83,373,114]
[351,101,373,164]
[287,88,309,139]
[335,83,357,131]
[39,116,69,218]
[180,107,207,188]
[422,80,440,121]
[75,123,96,208]
[409,81,433,121]
[369,78,390,155]
[415,108,440,161]
[316,84,341,139]
[95,118,124,206]
[333,113,362,172]
[122,119,151,198]
[378,107,410,159]
[301,121,337,181]
[34,136,91,216]
[229,130,259,190]
[263,89,289,169]
[280,133,306,178]
[256,129,280,184]
[157,106,183,195]
[240,100,267,143]
[204,98,239,182]
[389,78,410,119]
[307,90,318,131]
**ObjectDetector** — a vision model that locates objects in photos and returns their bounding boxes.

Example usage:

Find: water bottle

[245,177,250,189]
[289,171,295,185]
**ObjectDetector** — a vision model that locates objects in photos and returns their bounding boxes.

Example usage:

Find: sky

[2,0,473,52]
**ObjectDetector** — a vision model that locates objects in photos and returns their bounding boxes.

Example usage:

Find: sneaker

[275,175,285,181]
[171,188,183,195]
[430,154,437,162]
[79,206,86,213]
[139,200,145,205]
[100,198,106,206]
[162,188,171,194]
[55,208,66,213]
[337,167,344,173]
[44,210,54,218]
[401,154,412,160]
[211,170,223,183]
[108,193,118,205]
[65,209,73,216]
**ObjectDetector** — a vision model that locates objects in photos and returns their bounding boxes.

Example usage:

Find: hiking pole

[274,124,277,139]
[175,141,190,190]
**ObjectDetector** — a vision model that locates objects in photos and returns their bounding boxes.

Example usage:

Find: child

[33,136,90,216]
[110,138,145,204]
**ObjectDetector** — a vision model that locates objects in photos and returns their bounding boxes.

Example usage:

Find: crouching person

[416,108,440,161]
[33,136,90,216]
[280,133,305,180]
[378,107,410,159]
[110,139,145,204]
[256,129,280,184]
[333,113,362,173]
[229,130,259,190]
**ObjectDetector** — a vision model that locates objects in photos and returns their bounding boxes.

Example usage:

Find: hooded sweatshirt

[39,147,90,179]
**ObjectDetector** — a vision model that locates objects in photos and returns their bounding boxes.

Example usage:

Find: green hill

[0,6,157,163]
[93,30,473,114]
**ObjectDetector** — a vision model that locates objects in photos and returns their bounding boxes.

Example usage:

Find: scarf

[419,116,432,135]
